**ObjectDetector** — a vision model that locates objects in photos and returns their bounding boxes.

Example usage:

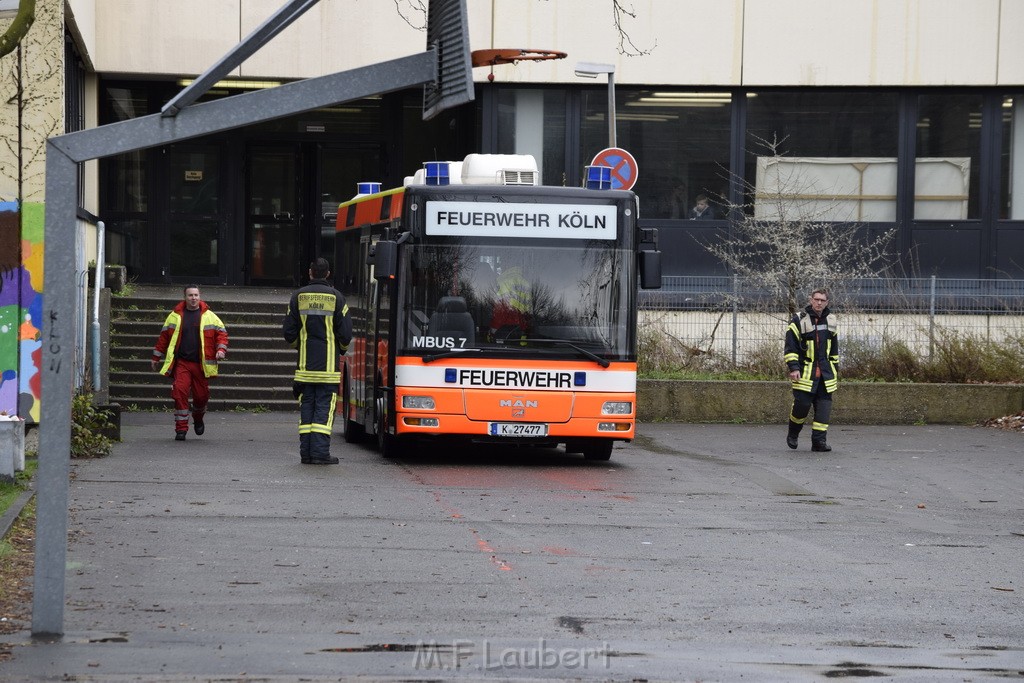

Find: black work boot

[786,421,802,450]
[308,456,340,465]
[811,434,832,452]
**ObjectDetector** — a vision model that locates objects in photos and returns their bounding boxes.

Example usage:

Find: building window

[105,218,148,279]
[915,93,982,220]
[1001,94,1024,220]
[581,89,733,219]
[403,90,475,181]
[746,91,899,221]
[495,89,567,186]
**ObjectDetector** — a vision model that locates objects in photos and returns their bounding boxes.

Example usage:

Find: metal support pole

[731,274,739,366]
[928,275,936,359]
[32,144,78,637]
[91,221,105,391]
[607,71,616,149]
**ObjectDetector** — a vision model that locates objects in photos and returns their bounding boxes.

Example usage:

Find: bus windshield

[400,238,634,360]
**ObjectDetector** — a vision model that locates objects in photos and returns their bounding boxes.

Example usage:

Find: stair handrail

[92,220,105,392]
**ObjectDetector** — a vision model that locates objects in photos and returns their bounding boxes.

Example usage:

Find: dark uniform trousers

[790,379,833,442]
[297,383,338,461]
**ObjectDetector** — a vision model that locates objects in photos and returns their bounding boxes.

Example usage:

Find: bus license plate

[489,422,548,437]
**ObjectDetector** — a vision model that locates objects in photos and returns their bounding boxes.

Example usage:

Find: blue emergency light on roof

[584,165,612,190]
[424,161,451,186]
[357,182,381,195]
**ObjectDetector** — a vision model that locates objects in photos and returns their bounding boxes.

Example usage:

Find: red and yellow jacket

[152,301,229,378]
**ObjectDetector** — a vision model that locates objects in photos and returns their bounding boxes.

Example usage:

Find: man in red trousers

[151,285,229,440]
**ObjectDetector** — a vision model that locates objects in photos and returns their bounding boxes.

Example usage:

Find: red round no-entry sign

[591,147,639,191]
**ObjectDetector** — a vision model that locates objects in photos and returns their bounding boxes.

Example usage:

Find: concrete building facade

[1,0,1023,418]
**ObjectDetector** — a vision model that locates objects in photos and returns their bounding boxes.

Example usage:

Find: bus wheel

[375,397,397,458]
[342,375,365,443]
[582,439,614,461]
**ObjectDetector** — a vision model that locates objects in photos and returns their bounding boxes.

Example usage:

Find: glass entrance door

[246,142,385,286]
[247,145,304,286]
[317,144,385,264]
[166,143,224,283]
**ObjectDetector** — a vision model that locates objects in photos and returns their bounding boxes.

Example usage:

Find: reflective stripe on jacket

[152,301,229,378]
[784,306,839,393]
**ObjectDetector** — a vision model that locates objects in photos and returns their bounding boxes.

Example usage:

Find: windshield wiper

[422,340,612,368]
[518,338,611,368]
[422,348,484,363]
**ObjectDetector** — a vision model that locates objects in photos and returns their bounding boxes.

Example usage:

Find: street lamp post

[574,61,616,148]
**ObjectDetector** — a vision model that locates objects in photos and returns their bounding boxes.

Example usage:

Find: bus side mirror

[639,250,661,290]
[373,240,398,280]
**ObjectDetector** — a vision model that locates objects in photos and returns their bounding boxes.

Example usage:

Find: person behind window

[689,193,717,219]
[488,265,532,342]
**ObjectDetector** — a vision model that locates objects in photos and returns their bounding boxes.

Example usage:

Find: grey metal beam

[162,0,322,117]
[54,51,437,162]
[31,143,79,637]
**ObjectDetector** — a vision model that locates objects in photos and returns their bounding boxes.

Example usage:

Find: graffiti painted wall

[0,201,43,422]
[0,0,65,422]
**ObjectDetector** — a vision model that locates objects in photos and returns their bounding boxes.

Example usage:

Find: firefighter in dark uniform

[283,258,353,464]
[784,288,839,452]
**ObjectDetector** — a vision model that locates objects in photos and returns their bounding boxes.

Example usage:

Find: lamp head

[574,61,615,78]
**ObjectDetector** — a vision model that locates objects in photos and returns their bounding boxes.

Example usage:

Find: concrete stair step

[110,371,296,388]
[111,334,289,351]
[111,397,299,413]
[112,382,296,400]
[111,348,296,363]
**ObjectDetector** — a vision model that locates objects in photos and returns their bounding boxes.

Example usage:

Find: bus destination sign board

[425,201,617,239]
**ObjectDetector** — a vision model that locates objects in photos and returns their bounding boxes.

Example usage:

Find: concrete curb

[0,488,34,539]
[637,380,1024,425]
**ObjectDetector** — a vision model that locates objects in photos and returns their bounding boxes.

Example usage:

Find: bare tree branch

[393,0,427,31]
[0,0,36,59]
[392,1,656,57]
[612,0,655,57]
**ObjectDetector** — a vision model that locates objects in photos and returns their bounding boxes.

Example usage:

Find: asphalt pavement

[2,411,1022,682]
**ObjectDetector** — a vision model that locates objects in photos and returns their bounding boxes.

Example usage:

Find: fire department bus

[334,154,661,460]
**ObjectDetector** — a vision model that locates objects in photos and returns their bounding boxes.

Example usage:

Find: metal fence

[638,276,1024,365]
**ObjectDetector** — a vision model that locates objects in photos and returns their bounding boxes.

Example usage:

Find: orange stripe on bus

[337,188,405,232]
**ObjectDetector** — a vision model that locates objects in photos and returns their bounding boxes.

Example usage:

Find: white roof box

[461,153,539,186]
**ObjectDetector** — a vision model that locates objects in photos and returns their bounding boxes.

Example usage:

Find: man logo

[500,399,538,408]
[502,398,537,418]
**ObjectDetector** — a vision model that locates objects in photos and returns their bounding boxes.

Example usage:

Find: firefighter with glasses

[784,288,839,452]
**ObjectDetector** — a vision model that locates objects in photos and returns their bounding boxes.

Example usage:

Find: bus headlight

[402,395,436,410]
[602,401,632,415]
